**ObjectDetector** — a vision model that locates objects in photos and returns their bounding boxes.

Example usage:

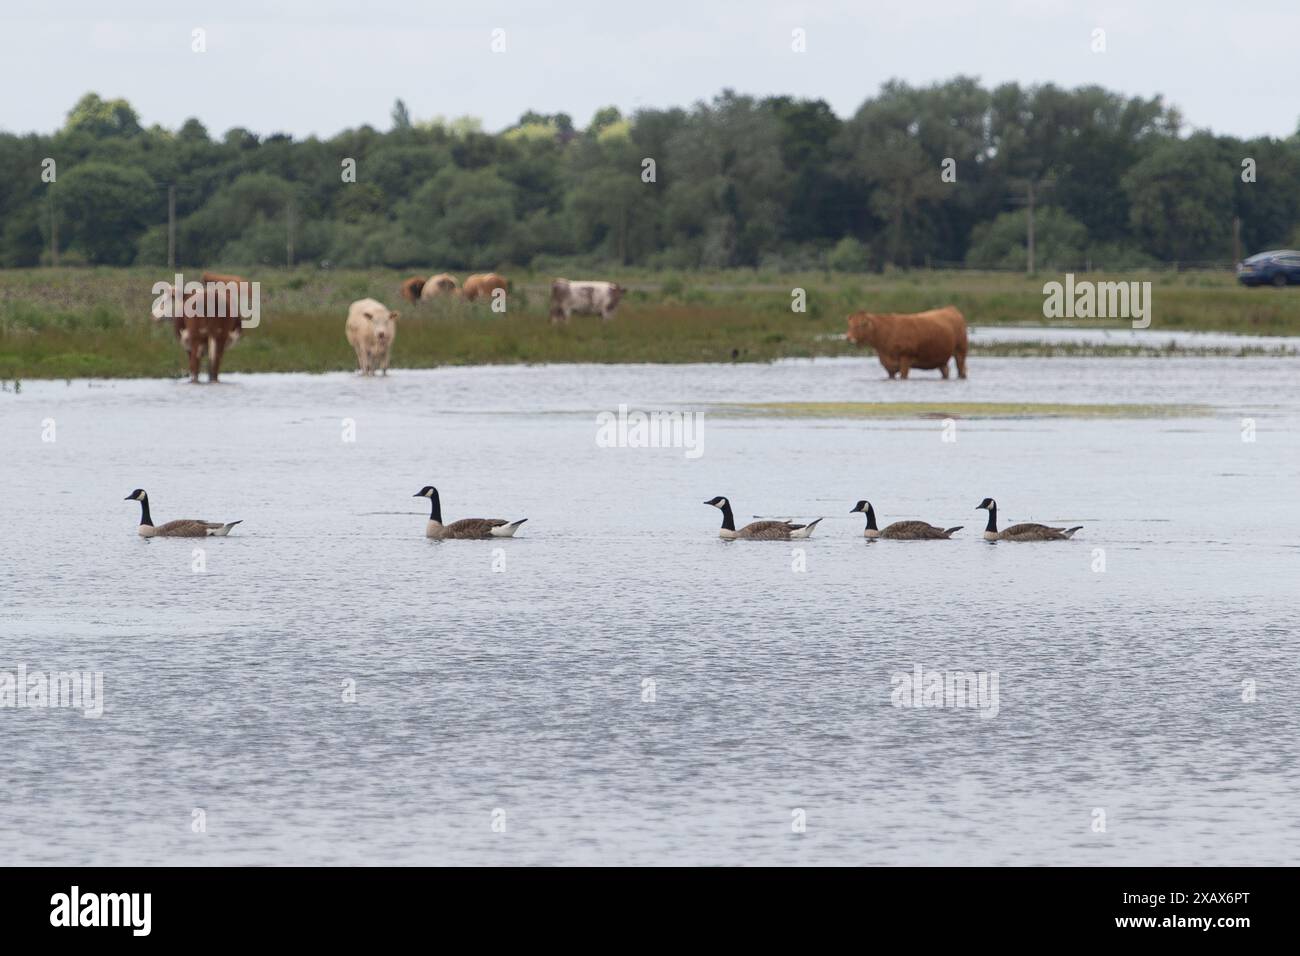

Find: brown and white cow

[549,279,624,324]
[151,272,250,383]
[461,273,508,303]
[420,273,459,301]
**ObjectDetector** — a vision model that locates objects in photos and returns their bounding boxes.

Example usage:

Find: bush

[827,237,871,273]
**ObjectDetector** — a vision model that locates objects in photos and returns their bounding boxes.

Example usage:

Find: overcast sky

[2,1,1296,140]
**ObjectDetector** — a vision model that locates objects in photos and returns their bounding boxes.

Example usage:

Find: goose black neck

[428,489,442,523]
[864,504,878,531]
[138,498,153,527]
[984,504,997,533]
[719,500,735,532]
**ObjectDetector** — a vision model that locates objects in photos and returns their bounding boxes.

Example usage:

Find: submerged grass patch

[710,401,1214,419]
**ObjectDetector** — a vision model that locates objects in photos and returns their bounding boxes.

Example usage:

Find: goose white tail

[1062,526,1083,538]
[490,518,528,537]
[789,517,823,539]
[210,520,243,537]
[943,526,963,537]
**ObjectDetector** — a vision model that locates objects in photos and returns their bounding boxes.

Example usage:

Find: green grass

[1,266,1298,380]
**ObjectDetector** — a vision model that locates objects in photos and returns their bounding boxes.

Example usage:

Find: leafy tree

[63,93,143,139]
[1123,134,1235,262]
[391,99,412,132]
[966,207,1088,271]
[57,162,157,264]
[401,166,517,267]
[0,85,1295,271]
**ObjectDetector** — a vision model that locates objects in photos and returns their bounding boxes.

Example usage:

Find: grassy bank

[2,266,1298,380]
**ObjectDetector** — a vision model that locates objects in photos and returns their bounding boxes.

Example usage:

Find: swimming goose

[414,486,527,539]
[850,500,961,539]
[124,489,242,538]
[704,496,823,540]
[976,498,1081,541]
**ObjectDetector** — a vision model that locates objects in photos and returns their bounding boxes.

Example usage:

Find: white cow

[550,279,625,324]
[345,298,399,376]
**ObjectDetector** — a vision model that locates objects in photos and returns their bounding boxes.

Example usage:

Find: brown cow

[846,306,968,379]
[400,276,426,303]
[461,273,508,303]
[152,272,250,383]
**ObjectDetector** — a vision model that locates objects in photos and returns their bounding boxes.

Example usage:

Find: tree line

[1,79,1297,273]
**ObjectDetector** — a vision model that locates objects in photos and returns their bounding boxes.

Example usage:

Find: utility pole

[1026,180,1036,275]
[167,185,176,269]
[48,190,59,267]
[1232,215,1242,266]
[286,199,295,268]
[1008,176,1055,275]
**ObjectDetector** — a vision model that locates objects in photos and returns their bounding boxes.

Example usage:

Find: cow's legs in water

[188,339,202,383]
[208,334,225,383]
[898,356,912,379]
[939,361,950,379]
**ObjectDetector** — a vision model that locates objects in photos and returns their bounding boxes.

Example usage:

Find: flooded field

[2,355,1298,864]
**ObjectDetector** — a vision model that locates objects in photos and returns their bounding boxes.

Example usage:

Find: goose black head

[977,497,996,511]
[850,500,869,514]
[704,496,728,509]
[413,486,437,498]
[125,489,147,501]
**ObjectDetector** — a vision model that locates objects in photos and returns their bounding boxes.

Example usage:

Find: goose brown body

[148,519,235,538]
[881,519,961,540]
[434,517,514,540]
[734,519,811,540]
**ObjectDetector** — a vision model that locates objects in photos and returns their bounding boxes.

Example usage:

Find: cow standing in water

[151,272,249,383]
[846,306,968,379]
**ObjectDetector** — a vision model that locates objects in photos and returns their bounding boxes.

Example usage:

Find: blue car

[1237,250,1300,287]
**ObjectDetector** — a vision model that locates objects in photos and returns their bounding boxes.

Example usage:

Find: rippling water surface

[2,356,1298,864]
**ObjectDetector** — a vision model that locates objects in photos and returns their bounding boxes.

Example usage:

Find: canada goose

[124,489,242,538]
[414,486,527,539]
[850,500,961,539]
[704,496,823,540]
[976,498,1082,541]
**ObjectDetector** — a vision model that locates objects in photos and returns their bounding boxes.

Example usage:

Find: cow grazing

[549,279,625,324]
[420,273,459,301]
[461,273,508,303]
[151,271,249,383]
[345,298,400,376]
[400,276,426,303]
[846,306,968,379]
